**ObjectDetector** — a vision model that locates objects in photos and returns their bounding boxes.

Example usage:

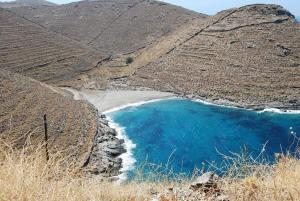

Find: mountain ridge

[8,0,206,55]
[0,0,56,8]
[117,4,300,110]
[1,3,298,110]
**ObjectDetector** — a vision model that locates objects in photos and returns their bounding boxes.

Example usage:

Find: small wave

[193,99,300,115]
[193,99,242,109]
[258,108,300,114]
[102,97,178,114]
[106,116,136,182]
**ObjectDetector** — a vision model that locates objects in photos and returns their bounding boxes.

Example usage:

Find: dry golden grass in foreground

[220,156,300,201]
[0,140,299,201]
[0,142,169,201]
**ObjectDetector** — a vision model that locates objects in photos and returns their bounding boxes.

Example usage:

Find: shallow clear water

[107,99,300,176]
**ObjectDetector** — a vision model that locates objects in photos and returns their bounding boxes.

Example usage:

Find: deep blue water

[107,99,300,176]
[297,17,300,23]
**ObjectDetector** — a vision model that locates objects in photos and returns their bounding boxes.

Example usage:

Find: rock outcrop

[190,172,219,192]
[84,116,126,177]
[156,172,228,201]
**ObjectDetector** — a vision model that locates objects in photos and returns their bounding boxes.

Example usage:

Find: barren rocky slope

[0,0,56,8]
[0,7,105,85]
[9,0,205,55]
[1,0,205,88]
[120,4,300,110]
[0,69,125,177]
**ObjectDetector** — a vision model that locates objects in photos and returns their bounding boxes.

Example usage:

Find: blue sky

[1,0,299,17]
[161,0,299,16]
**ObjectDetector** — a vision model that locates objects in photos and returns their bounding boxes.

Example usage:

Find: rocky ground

[153,172,229,201]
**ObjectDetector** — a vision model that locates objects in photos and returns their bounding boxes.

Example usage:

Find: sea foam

[105,117,136,182]
[103,97,178,181]
[258,108,300,114]
[102,97,178,114]
[193,99,300,115]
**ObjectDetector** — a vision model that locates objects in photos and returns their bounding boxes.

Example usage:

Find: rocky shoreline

[77,87,299,180]
[184,93,300,112]
[107,81,300,111]
[65,89,173,179]
[82,114,126,179]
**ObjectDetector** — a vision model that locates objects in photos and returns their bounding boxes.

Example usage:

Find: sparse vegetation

[0,138,299,201]
[126,57,134,65]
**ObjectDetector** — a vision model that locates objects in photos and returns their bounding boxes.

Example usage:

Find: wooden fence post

[43,114,49,161]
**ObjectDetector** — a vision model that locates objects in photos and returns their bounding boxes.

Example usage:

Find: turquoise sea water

[107,99,300,176]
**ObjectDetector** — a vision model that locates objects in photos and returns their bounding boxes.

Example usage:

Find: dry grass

[0,141,170,201]
[0,140,299,201]
[221,155,300,201]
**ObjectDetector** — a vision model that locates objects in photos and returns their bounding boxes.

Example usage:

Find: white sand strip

[64,88,175,112]
[64,88,175,181]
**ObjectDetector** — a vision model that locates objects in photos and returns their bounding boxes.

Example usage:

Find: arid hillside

[9,0,205,55]
[0,69,97,170]
[0,7,106,85]
[11,2,296,110]
[0,69,125,176]
[122,4,300,110]
[0,0,56,8]
[1,0,205,88]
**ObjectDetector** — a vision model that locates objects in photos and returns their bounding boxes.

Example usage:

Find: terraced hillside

[9,0,205,55]
[0,69,125,176]
[0,0,56,8]
[1,3,299,110]
[0,69,97,169]
[0,8,104,85]
[124,4,300,110]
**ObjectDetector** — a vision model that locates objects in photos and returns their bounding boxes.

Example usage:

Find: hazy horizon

[0,0,299,17]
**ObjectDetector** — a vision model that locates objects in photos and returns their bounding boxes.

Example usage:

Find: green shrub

[126,57,134,64]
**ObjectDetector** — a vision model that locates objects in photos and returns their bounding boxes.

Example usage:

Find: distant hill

[0,0,56,8]
[123,4,300,110]
[0,7,104,86]
[9,0,206,55]
[3,0,206,89]
[2,3,299,109]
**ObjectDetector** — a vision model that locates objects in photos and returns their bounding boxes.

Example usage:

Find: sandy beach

[65,88,175,112]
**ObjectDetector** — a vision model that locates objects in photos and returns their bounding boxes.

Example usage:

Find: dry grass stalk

[0,139,299,201]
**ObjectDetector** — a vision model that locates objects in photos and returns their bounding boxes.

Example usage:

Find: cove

[106,98,300,177]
